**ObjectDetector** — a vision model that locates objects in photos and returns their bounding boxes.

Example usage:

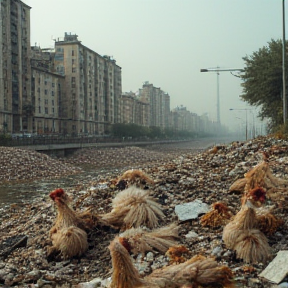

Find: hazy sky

[23,0,283,131]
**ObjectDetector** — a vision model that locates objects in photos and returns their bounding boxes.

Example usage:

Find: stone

[259,251,288,284]
[175,199,210,221]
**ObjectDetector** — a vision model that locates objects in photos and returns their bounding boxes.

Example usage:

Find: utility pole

[283,0,287,124]
[200,67,244,132]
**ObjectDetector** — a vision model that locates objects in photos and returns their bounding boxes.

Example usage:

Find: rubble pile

[1,136,288,287]
[0,147,81,185]
[60,144,201,169]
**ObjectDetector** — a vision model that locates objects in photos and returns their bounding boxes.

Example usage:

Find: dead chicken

[48,188,88,259]
[108,236,235,288]
[119,223,179,255]
[100,185,164,230]
[200,202,233,228]
[223,187,271,264]
[228,154,288,201]
[115,169,154,189]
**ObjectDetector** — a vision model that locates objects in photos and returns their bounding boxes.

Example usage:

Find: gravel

[1,136,288,287]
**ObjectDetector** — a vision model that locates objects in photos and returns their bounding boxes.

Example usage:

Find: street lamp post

[235,117,246,139]
[200,67,244,133]
[229,108,251,140]
[283,0,287,124]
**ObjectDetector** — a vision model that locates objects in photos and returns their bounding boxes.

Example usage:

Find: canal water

[0,167,119,209]
[0,137,238,209]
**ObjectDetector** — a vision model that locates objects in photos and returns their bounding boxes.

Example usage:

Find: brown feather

[233,229,271,263]
[200,202,233,228]
[100,186,164,230]
[108,237,148,288]
[120,223,179,255]
[51,226,88,259]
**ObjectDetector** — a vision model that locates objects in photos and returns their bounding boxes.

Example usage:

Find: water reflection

[0,167,118,209]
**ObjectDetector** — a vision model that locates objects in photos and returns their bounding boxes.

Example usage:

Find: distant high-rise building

[138,81,170,128]
[0,0,32,133]
[120,92,150,126]
[54,33,122,135]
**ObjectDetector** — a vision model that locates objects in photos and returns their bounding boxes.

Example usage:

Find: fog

[24,0,283,132]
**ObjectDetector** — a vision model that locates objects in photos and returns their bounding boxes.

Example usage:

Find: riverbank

[1,136,288,287]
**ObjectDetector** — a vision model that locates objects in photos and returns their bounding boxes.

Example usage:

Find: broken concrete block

[259,251,288,284]
[174,199,210,221]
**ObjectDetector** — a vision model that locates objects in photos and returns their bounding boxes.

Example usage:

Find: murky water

[0,167,119,209]
[0,137,238,209]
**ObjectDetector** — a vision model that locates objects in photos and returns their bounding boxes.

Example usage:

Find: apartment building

[54,33,122,135]
[135,98,150,127]
[30,46,65,134]
[120,91,150,126]
[0,0,32,133]
[138,81,170,128]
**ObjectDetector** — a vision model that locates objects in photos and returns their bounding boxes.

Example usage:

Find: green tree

[240,39,285,132]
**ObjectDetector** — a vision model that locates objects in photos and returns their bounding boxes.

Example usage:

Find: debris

[0,235,28,258]
[175,199,210,221]
[259,251,288,284]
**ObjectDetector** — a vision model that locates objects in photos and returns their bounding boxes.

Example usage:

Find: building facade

[119,91,150,126]
[138,81,170,129]
[0,0,32,133]
[0,0,214,136]
[54,33,122,135]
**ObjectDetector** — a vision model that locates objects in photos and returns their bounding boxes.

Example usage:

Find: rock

[77,277,109,287]
[146,252,154,262]
[1,137,288,287]
[185,231,198,239]
[211,246,223,257]
[248,278,262,287]
[175,199,210,221]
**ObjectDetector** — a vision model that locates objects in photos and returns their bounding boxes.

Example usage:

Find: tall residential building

[138,81,170,128]
[54,33,122,135]
[120,91,150,126]
[0,0,32,133]
[31,46,65,134]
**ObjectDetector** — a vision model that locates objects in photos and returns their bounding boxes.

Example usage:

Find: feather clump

[165,245,190,264]
[48,188,88,259]
[119,223,179,255]
[200,202,233,228]
[108,237,235,288]
[256,208,284,235]
[100,186,164,230]
[229,155,288,201]
[223,187,271,263]
[116,169,154,189]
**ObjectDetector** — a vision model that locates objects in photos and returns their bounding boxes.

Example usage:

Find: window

[52,100,54,106]
[71,77,76,83]
[38,106,41,113]
[44,81,47,85]
[72,67,76,73]
[45,99,48,105]
[45,107,48,114]
[52,82,55,87]
[72,50,74,56]
[45,89,47,95]
[51,91,54,96]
